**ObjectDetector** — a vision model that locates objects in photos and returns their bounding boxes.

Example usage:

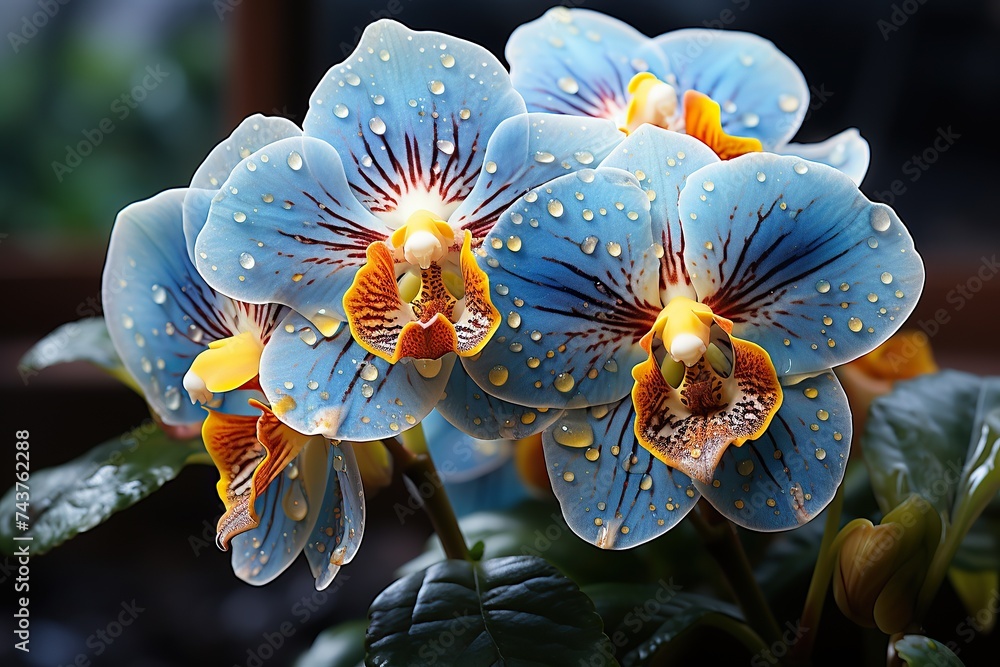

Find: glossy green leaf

[583,583,755,664]
[17,317,138,391]
[366,556,616,667]
[863,371,1000,570]
[894,634,965,666]
[295,620,367,667]
[1,426,204,556]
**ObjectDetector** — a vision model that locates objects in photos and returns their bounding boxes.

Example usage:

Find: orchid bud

[833,495,942,634]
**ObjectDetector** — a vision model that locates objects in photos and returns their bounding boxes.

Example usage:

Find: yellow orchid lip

[620,72,762,161]
[344,211,500,363]
[630,297,783,483]
[183,331,264,404]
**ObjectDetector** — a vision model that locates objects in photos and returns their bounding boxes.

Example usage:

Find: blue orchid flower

[102,116,366,589]
[461,125,924,548]
[506,7,870,184]
[191,19,624,444]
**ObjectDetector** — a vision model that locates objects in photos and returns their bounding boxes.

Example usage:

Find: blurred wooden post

[227,0,311,127]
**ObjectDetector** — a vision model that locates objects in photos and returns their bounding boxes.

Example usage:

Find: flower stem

[788,479,846,664]
[691,500,783,648]
[384,433,470,561]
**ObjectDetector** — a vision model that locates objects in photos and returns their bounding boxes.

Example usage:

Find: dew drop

[428,80,445,95]
[639,474,653,491]
[574,150,594,165]
[534,151,555,164]
[440,53,455,68]
[871,207,892,232]
[554,372,575,393]
[436,139,455,154]
[333,103,349,118]
[793,162,809,175]
[848,317,863,333]
[756,171,766,182]
[507,236,522,251]
[164,386,181,411]
[282,480,309,521]
[880,272,893,284]
[585,448,600,462]
[299,328,318,345]
[360,383,374,398]
[485,160,497,174]
[737,459,755,476]
[507,311,521,329]
[345,72,361,86]
[489,365,509,386]
[778,94,800,112]
[815,448,827,461]
[743,112,760,128]
[369,117,386,135]
[547,199,564,218]
[702,180,715,192]
[562,471,576,482]
[606,241,622,257]
[239,252,255,269]
[557,76,579,94]
[359,363,379,381]
[804,387,819,399]
[151,284,167,304]
[815,279,831,294]
[233,211,247,223]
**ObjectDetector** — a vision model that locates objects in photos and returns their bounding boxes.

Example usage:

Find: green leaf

[863,371,1000,570]
[583,583,755,665]
[295,620,367,667]
[18,317,138,391]
[894,635,965,666]
[1,426,205,555]
[366,555,616,667]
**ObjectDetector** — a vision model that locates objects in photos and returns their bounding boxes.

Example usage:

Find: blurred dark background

[1,0,998,665]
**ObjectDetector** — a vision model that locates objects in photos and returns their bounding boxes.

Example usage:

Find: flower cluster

[102,8,924,586]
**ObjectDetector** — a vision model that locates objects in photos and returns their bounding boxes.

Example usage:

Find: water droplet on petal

[151,285,167,304]
[369,117,386,135]
[360,383,374,398]
[428,80,445,95]
[282,480,309,521]
[848,317,863,332]
[574,150,594,165]
[554,373,575,393]
[436,139,455,154]
[239,252,255,269]
[489,365,509,386]
[547,199,564,217]
[871,207,891,232]
[557,76,579,94]
[334,104,349,118]
[778,94,800,112]
[815,279,831,294]
[440,53,455,68]
[793,162,808,175]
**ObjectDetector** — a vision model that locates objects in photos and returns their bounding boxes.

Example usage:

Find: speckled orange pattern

[201,408,264,549]
[343,241,412,360]
[632,328,782,484]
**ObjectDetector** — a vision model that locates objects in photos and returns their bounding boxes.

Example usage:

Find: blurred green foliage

[0,2,226,240]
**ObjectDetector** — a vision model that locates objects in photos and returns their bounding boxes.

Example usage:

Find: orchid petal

[304,442,365,591]
[435,364,563,440]
[680,153,924,376]
[696,370,851,531]
[506,7,666,122]
[655,29,808,150]
[463,168,659,409]
[183,114,302,262]
[230,436,329,585]
[778,128,871,186]
[196,135,388,336]
[304,19,525,228]
[598,125,717,301]
[422,410,513,483]
[450,112,624,238]
[543,399,698,549]
[258,311,454,441]
[102,189,283,424]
